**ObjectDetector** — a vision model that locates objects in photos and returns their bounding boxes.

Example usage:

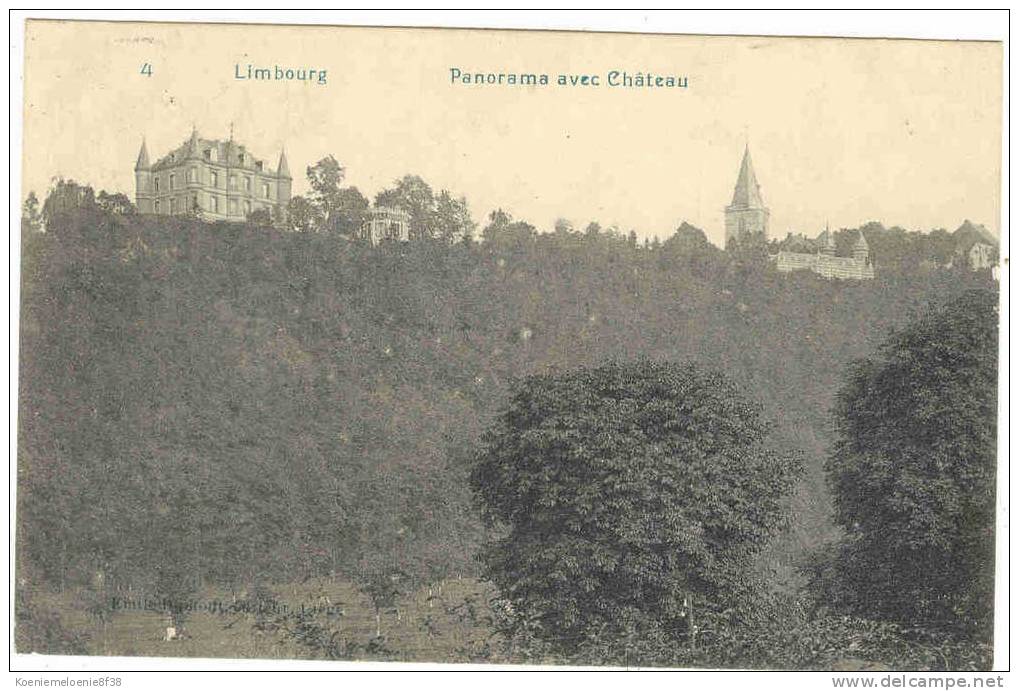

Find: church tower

[724,145,769,247]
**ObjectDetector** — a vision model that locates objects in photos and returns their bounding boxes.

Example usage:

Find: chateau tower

[134,139,154,214]
[820,223,836,256]
[852,231,870,263]
[724,145,769,247]
[277,149,292,202]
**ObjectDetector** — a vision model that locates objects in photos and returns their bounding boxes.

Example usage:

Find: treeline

[17,179,996,653]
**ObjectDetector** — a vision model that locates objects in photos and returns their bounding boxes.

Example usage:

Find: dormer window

[204,149,212,161]
[238,153,245,164]
[255,161,263,172]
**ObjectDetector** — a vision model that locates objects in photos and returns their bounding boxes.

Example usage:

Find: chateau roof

[729,145,765,209]
[853,231,869,250]
[277,149,291,179]
[151,131,284,177]
[954,220,998,250]
[135,139,150,170]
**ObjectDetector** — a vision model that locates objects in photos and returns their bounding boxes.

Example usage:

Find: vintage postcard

[12,15,1006,674]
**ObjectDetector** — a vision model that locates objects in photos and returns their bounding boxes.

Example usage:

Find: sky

[21,20,1003,247]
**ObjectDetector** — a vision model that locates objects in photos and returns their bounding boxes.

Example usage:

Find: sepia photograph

[9,11,1008,680]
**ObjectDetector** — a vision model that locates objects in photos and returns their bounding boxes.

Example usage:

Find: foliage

[286,195,323,233]
[470,361,802,654]
[246,206,273,227]
[302,156,369,236]
[15,589,91,655]
[822,289,998,638]
[97,191,136,215]
[376,174,476,242]
[16,202,997,663]
[22,191,43,234]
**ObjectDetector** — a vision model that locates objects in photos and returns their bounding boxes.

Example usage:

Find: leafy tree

[330,186,370,237]
[41,178,95,225]
[286,195,324,233]
[480,209,537,254]
[304,157,372,236]
[435,190,476,243]
[306,155,346,219]
[471,361,802,653]
[823,289,998,637]
[22,192,43,234]
[376,175,436,240]
[246,207,273,226]
[96,190,136,215]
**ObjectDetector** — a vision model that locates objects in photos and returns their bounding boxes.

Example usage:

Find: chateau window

[169,173,175,190]
[154,177,160,193]
[154,200,160,214]
[244,177,251,192]
[186,168,195,183]
[170,197,177,214]
[204,149,212,161]
[210,171,218,188]
[244,200,252,216]
[255,161,264,172]
[262,182,270,199]
[229,175,237,190]
[210,195,218,213]
[229,199,238,215]
[238,153,245,164]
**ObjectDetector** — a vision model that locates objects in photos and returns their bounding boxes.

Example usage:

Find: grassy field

[17,578,500,663]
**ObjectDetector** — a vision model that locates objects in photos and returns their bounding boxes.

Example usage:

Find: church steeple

[724,144,770,247]
[135,138,151,171]
[730,144,765,209]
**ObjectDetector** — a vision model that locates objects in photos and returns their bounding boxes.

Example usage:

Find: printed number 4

[141,63,153,77]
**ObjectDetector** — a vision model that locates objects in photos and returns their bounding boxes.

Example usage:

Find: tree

[823,289,998,638]
[286,195,324,233]
[246,207,273,227]
[375,175,437,240]
[306,155,346,219]
[330,187,370,237]
[480,209,537,255]
[42,178,95,226]
[22,192,43,234]
[470,361,801,653]
[96,191,136,215]
[434,190,476,243]
[305,157,372,236]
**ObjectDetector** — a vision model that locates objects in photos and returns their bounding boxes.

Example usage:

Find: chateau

[773,226,875,280]
[134,128,291,221]
[724,145,874,280]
